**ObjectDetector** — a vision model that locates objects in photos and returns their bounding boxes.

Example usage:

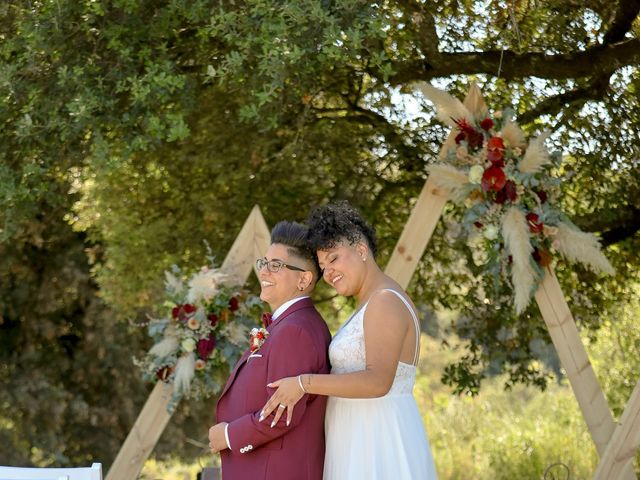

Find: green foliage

[590,287,640,419]
[423,381,599,479]
[416,334,597,479]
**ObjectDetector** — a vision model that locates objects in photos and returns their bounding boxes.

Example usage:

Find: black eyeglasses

[255,257,307,273]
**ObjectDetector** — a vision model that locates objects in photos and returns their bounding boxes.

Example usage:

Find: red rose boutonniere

[249,327,269,353]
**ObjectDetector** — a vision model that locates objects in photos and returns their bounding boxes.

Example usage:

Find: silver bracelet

[297,374,307,394]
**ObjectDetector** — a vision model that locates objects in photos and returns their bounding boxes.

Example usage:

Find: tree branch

[518,75,611,124]
[388,38,640,84]
[603,0,640,44]
[506,0,640,125]
[573,205,640,247]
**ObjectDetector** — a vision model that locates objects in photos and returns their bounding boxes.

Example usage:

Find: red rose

[481,167,507,192]
[228,296,239,311]
[487,148,505,167]
[207,314,218,327]
[183,304,196,314]
[504,180,518,202]
[454,132,466,145]
[172,304,197,323]
[535,189,548,204]
[526,212,544,233]
[196,335,216,360]
[468,130,484,149]
[480,118,494,131]
[474,221,484,229]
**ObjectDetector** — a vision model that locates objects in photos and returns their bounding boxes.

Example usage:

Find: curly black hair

[306,201,378,257]
[270,220,321,279]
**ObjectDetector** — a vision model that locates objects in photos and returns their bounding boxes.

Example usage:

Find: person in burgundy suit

[209,220,331,480]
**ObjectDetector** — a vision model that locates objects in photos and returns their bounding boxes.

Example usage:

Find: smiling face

[258,243,309,311]
[317,241,368,297]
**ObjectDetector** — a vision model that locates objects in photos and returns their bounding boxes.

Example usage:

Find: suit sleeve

[226,323,321,454]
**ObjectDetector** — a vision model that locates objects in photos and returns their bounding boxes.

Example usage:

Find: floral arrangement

[135,263,263,409]
[418,83,614,313]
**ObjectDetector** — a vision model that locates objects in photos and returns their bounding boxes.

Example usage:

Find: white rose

[484,225,499,240]
[468,165,484,184]
[181,338,196,353]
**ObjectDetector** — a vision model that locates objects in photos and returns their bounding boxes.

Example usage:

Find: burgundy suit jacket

[216,297,331,480]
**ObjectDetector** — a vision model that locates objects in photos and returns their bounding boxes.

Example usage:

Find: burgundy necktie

[261,312,273,328]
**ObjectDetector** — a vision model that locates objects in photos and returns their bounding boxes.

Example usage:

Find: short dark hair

[306,201,378,257]
[270,221,321,280]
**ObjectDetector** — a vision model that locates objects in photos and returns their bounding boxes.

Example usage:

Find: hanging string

[498,0,522,79]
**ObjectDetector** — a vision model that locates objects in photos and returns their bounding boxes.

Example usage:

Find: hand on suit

[260,376,306,427]
[208,422,229,453]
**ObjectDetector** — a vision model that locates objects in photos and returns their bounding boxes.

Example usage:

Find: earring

[298,285,304,291]
[362,256,366,262]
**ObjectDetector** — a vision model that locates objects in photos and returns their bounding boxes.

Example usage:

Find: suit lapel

[218,297,314,401]
[219,347,252,400]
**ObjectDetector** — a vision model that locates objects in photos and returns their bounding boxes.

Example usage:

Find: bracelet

[297,374,307,394]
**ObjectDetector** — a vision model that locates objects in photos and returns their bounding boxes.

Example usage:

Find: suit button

[248,445,253,450]
[240,447,246,453]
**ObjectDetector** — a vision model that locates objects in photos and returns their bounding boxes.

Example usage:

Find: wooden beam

[593,378,640,479]
[384,176,448,288]
[222,204,271,285]
[534,267,636,479]
[106,205,271,480]
[105,382,174,480]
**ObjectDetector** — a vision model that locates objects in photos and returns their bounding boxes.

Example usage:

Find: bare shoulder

[365,289,414,327]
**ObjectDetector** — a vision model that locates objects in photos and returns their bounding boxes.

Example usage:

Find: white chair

[0,462,101,480]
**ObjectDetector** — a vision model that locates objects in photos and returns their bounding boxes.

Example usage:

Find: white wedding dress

[323,289,438,480]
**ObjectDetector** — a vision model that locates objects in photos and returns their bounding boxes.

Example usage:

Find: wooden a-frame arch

[385,84,639,479]
[108,90,639,477]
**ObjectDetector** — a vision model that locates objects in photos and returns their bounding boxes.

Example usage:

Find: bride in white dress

[260,202,438,480]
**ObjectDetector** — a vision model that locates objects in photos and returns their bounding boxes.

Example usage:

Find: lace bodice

[329,291,419,395]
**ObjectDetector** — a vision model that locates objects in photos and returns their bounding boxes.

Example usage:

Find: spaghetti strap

[381,289,421,366]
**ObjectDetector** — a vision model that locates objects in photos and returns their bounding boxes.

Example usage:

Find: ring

[278,403,286,409]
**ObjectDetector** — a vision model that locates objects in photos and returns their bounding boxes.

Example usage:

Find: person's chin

[259,290,271,304]
[332,282,348,295]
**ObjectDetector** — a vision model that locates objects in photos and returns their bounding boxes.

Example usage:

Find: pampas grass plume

[175,353,195,395]
[500,120,526,149]
[519,132,551,173]
[554,222,615,275]
[428,164,469,203]
[149,335,179,358]
[417,83,473,127]
[502,207,537,313]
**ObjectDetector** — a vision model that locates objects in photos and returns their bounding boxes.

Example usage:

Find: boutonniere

[249,327,269,353]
